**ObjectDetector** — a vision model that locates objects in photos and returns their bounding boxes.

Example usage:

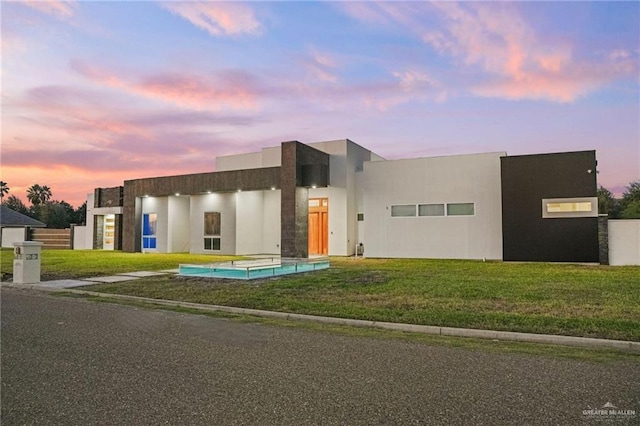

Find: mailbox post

[13,241,43,284]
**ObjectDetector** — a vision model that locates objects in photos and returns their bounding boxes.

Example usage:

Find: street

[1,287,638,425]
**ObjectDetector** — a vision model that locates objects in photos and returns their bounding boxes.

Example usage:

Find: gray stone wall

[94,187,124,208]
[598,215,609,265]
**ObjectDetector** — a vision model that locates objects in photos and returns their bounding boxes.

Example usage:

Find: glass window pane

[143,213,157,236]
[149,237,156,249]
[204,238,212,250]
[418,204,445,216]
[204,212,221,236]
[212,238,221,250]
[309,199,320,207]
[546,202,592,213]
[447,203,474,216]
[391,205,416,217]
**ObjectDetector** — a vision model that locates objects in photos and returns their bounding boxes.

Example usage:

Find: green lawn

[2,249,639,341]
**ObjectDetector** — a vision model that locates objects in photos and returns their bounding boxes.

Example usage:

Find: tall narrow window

[142,213,157,249]
[204,212,221,251]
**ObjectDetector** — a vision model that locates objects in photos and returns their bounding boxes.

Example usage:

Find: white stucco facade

[360,152,505,259]
[608,220,640,266]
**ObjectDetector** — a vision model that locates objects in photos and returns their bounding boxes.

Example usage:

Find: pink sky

[2,1,638,207]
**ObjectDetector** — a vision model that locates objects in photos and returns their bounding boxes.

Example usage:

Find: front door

[308,198,328,255]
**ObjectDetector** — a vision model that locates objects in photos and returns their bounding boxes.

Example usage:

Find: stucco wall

[73,226,89,250]
[168,196,190,252]
[609,220,640,266]
[361,152,504,259]
[189,193,236,255]
[236,191,265,255]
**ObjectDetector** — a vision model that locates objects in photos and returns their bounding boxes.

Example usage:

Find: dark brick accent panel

[93,215,104,250]
[114,214,123,251]
[598,215,609,265]
[94,186,124,208]
[501,151,598,262]
[122,167,281,252]
[280,141,330,258]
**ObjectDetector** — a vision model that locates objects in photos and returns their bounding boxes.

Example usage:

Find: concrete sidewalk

[2,281,639,354]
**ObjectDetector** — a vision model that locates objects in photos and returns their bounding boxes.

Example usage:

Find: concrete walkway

[2,273,639,353]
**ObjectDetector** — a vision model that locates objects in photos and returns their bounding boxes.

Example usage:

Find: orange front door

[308,198,328,255]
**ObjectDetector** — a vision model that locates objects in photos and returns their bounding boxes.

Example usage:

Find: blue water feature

[178,259,330,280]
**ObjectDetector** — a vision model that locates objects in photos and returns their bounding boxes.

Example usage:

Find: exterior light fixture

[207,191,212,194]
[237,189,242,192]
[311,185,317,189]
[144,194,149,198]
[175,193,180,196]
[271,186,276,191]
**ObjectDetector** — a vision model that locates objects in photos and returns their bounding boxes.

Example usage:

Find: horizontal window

[419,204,444,217]
[447,203,475,216]
[542,197,598,219]
[204,237,221,251]
[391,205,416,217]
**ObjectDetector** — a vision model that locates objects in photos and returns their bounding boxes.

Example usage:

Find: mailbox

[13,241,43,284]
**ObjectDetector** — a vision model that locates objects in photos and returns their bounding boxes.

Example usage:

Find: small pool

[178,258,330,280]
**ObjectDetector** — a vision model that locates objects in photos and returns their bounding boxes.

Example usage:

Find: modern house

[81,139,602,263]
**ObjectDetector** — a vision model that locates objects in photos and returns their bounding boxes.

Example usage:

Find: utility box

[13,241,43,284]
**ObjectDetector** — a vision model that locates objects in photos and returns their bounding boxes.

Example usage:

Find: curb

[3,283,640,353]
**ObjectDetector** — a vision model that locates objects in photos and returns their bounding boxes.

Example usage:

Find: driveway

[1,287,638,425]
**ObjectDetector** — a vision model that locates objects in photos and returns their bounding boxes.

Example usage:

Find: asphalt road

[1,287,638,425]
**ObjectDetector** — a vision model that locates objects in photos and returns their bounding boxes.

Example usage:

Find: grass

[2,249,640,341]
[0,248,240,280]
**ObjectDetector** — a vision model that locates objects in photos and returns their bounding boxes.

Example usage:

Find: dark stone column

[94,215,104,250]
[281,142,305,258]
[122,182,137,253]
[114,214,124,251]
[598,214,609,265]
[280,141,330,259]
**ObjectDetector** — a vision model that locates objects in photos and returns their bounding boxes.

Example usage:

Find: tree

[620,181,640,219]
[0,181,9,201]
[38,200,74,228]
[73,201,87,225]
[597,186,620,218]
[26,184,52,206]
[2,195,30,216]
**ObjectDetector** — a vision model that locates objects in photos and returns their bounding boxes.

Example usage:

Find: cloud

[300,49,339,83]
[18,0,75,19]
[341,2,638,103]
[160,1,262,37]
[71,60,264,111]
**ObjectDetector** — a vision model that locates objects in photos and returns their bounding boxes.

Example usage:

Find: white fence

[609,220,640,266]
[1,228,28,248]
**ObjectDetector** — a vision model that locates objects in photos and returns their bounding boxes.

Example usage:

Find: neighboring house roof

[0,205,46,227]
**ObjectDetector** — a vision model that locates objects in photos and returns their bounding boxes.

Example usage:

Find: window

[142,213,157,249]
[204,212,221,250]
[419,204,445,217]
[391,205,416,217]
[357,213,364,221]
[542,197,597,218]
[204,212,221,236]
[204,237,221,250]
[447,203,475,216]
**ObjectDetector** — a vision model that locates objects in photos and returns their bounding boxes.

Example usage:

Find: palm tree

[0,181,9,201]
[26,184,52,206]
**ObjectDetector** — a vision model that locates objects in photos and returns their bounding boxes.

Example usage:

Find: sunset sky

[2,1,638,208]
